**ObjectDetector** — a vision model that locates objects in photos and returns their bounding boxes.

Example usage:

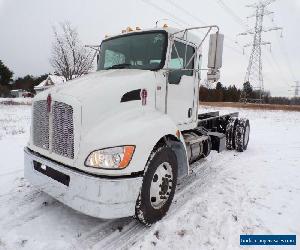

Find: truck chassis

[135,111,250,225]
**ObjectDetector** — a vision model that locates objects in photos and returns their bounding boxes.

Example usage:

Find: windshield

[97,31,167,71]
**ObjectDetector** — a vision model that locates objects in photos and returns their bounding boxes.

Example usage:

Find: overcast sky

[0,0,299,97]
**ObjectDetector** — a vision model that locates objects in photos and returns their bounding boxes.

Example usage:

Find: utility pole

[238,0,282,103]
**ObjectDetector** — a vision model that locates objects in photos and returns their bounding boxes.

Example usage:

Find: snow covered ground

[0,103,299,250]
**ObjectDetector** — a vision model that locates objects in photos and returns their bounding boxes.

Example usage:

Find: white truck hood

[51,69,153,100]
[45,69,157,135]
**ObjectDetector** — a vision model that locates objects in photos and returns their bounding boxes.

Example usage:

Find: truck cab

[24,25,250,225]
[97,27,202,131]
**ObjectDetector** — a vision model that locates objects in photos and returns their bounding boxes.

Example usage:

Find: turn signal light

[119,146,135,169]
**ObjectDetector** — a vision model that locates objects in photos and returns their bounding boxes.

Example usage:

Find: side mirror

[207,33,224,82]
[207,69,220,82]
[97,54,100,63]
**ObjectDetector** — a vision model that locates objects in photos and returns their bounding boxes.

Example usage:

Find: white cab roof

[103,26,202,46]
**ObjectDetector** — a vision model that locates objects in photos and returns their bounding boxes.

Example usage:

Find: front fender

[75,109,187,176]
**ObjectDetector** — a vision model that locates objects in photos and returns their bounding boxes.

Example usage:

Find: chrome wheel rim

[149,162,173,209]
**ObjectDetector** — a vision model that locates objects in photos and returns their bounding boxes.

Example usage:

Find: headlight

[85,146,135,169]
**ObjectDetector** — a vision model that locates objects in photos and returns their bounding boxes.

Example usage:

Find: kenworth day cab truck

[24,25,250,225]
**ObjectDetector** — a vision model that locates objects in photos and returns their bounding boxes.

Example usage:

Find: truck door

[167,40,196,127]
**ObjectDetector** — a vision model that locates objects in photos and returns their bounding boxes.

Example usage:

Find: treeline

[199,82,300,105]
[0,60,48,97]
[199,82,241,102]
[13,74,48,92]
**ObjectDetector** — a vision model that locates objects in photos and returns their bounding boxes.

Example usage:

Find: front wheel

[135,146,178,226]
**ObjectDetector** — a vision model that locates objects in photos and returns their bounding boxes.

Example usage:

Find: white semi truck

[24,25,250,225]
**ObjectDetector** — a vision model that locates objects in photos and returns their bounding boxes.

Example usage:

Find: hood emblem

[141,89,147,106]
[47,94,52,112]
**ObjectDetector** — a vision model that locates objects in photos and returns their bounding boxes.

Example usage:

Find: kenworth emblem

[47,94,52,112]
[141,89,147,106]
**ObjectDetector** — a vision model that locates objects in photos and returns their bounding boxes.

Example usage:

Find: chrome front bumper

[24,147,143,219]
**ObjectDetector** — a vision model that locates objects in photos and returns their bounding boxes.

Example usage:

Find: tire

[135,146,178,226]
[226,117,238,150]
[235,118,250,152]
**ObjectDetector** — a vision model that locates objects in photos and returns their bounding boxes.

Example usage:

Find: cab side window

[169,41,195,84]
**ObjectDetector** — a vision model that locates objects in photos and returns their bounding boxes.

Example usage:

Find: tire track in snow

[1,195,58,232]
[91,221,147,250]
[0,180,72,233]
[73,159,214,249]
[76,217,134,249]
[91,152,238,250]
[0,169,23,177]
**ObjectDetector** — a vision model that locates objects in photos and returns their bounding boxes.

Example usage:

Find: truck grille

[52,102,74,159]
[33,101,49,150]
[32,100,74,159]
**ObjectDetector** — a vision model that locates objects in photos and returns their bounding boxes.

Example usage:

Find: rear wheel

[135,146,178,226]
[226,117,238,150]
[235,119,250,152]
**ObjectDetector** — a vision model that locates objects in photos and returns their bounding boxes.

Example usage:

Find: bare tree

[50,22,95,81]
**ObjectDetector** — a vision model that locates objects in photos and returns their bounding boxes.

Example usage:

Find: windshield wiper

[106,63,131,70]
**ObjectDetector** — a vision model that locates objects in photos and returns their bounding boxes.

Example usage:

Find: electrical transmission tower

[238,0,282,103]
[289,81,299,105]
[291,81,299,97]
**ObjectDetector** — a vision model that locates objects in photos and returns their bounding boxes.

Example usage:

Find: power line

[269,51,293,84]
[276,33,296,81]
[263,52,294,97]
[266,15,297,82]
[264,52,290,86]
[155,18,185,29]
[149,0,247,56]
[166,0,207,26]
[215,0,248,29]
[166,0,244,51]
[141,0,190,29]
